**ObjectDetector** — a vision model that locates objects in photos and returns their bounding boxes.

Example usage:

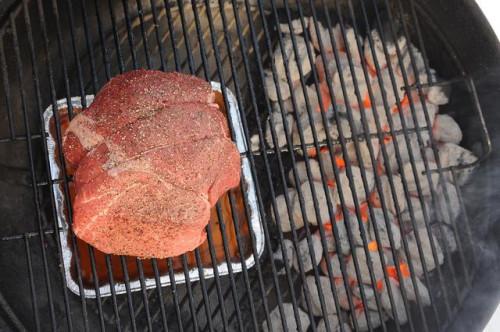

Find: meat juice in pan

[50,93,251,288]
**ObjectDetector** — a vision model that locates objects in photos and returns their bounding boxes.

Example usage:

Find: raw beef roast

[63,69,241,258]
[63,69,216,169]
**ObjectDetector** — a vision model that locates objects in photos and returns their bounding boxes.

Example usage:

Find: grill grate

[0,0,491,331]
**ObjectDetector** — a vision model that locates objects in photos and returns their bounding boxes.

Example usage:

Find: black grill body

[0,1,499,331]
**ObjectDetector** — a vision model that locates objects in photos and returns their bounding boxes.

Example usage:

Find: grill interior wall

[0,0,489,331]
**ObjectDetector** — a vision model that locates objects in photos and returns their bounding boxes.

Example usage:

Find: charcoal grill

[1,0,500,331]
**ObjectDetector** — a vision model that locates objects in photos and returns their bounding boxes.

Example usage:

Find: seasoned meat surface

[63,69,216,169]
[64,70,240,258]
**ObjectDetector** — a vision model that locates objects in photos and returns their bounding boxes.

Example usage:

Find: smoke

[461,66,500,257]
[441,66,500,332]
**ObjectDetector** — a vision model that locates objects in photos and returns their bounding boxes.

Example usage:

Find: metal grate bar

[107,0,126,73]
[0,133,43,143]
[392,0,472,290]
[225,2,297,330]
[34,0,120,327]
[239,1,312,330]
[369,1,460,322]
[89,3,142,330]
[121,0,139,69]
[329,1,430,329]
[0,38,15,139]
[93,0,112,82]
[9,10,59,331]
[298,1,404,329]
[273,3,381,331]
[199,2,266,330]
[354,3,447,326]
[61,0,87,112]
[24,236,41,331]
[136,259,154,331]
[1,229,58,241]
[373,1,463,308]
[251,1,342,330]
[149,0,167,72]
[393,0,480,313]
[219,3,277,330]
[344,3,442,330]
[136,0,153,69]
[162,4,212,331]
[166,258,184,332]
[407,0,483,272]
[132,2,179,331]
[150,260,169,331]
[119,256,139,331]
[204,224,230,331]
[104,256,123,330]
[355,1,448,327]
[180,256,201,332]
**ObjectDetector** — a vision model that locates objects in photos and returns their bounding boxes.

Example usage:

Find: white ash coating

[433,114,463,144]
[395,44,426,84]
[329,113,353,140]
[431,223,458,253]
[294,180,337,226]
[272,189,300,233]
[316,314,343,332]
[371,174,407,215]
[435,181,461,225]
[342,27,364,64]
[364,30,389,70]
[279,18,307,35]
[316,52,351,81]
[334,167,375,208]
[401,101,438,132]
[399,196,431,234]
[400,276,431,306]
[427,84,450,105]
[264,72,293,102]
[274,85,321,115]
[308,20,343,54]
[250,134,260,152]
[352,308,382,332]
[293,111,327,148]
[265,110,294,149]
[382,133,422,174]
[346,247,385,285]
[437,142,478,186]
[273,238,295,272]
[261,17,475,330]
[371,68,405,107]
[303,275,348,316]
[318,148,340,181]
[262,303,310,332]
[320,253,344,278]
[324,209,363,255]
[352,283,376,301]
[345,138,381,170]
[401,160,440,197]
[274,35,313,83]
[405,227,444,277]
[289,159,323,187]
[333,65,370,108]
[380,277,408,324]
[293,233,323,273]
[368,208,402,250]
[343,211,369,248]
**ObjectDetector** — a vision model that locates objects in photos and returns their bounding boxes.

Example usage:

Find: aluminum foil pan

[43,83,264,298]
